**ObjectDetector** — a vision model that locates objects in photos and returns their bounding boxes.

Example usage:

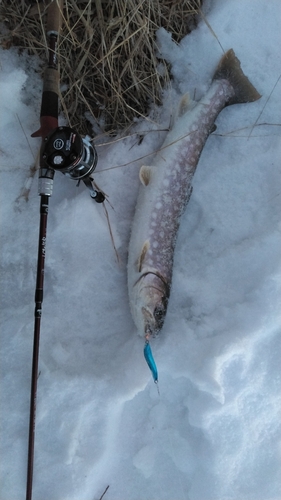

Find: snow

[0,0,280,499]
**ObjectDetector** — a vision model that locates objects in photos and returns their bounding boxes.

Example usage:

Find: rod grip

[43,67,59,94]
[41,68,59,120]
[46,0,63,35]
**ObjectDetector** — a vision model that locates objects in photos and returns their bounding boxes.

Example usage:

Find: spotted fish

[128,49,261,341]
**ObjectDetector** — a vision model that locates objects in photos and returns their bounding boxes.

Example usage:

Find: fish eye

[154,306,164,321]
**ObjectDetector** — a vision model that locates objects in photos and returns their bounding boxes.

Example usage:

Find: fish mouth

[142,307,166,337]
[135,271,170,336]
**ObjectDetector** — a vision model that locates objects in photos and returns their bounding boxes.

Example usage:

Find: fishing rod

[26,1,104,499]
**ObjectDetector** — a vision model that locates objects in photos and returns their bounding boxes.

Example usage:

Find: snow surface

[0,0,280,499]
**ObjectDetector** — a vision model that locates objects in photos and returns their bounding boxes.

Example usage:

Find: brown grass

[0,0,201,136]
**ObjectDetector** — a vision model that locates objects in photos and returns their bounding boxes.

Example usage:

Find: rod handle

[46,0,63,35]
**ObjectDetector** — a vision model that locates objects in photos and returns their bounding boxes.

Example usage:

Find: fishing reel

[39,126,104,202]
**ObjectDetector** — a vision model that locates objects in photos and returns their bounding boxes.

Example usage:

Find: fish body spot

[164,195,171,204]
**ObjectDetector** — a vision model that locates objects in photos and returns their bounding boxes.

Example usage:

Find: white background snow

[0,0,280,499]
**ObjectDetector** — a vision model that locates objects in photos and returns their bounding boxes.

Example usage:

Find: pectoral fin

[139,165,152,186]
[137,240,150,272]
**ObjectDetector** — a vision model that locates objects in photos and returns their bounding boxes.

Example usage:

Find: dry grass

[0,0,201,136]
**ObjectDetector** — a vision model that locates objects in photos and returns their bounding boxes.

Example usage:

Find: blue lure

[144,340,158,384]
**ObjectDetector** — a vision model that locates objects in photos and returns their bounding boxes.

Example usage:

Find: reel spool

[40,126,104,201]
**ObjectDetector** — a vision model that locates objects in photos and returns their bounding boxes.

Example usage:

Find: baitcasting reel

[39,126,105,202]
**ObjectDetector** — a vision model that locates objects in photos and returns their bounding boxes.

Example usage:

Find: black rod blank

[26,196,49,500]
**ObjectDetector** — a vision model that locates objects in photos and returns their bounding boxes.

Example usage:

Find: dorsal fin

[137,240,150,272]
[139,165,152,186]
[178,93,191,117]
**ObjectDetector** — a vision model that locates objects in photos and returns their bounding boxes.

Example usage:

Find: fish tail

[213,49,261,105]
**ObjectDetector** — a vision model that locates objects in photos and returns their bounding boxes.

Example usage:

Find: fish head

[133,272,169,337]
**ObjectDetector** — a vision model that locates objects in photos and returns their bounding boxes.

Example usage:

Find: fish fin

[213,49,261,105]
[170,93,195,128]
[139,165,152,186]
[138,240,150,272]
[178,93,192,117]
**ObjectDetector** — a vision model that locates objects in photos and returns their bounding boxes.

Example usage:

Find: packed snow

[0,0,280,499]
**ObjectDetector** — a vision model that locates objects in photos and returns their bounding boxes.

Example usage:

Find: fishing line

[95,131,195,173]
[198,8,225,54]
[102,202,121,264]
[247,73,281,140]
[94,128,169,148]
[16,113,37,162]
[213,122,281,138]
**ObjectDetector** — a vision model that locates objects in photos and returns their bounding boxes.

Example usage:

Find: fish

[127,49,261,340]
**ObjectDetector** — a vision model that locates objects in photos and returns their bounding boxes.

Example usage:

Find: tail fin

[213,49,261,105]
